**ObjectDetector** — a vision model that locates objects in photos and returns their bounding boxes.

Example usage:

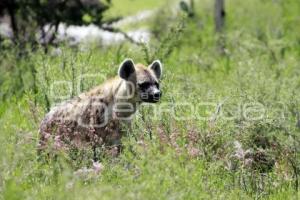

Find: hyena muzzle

[38,58,163,157]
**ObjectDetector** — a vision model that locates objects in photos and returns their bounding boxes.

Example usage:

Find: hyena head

[118,58,162,103]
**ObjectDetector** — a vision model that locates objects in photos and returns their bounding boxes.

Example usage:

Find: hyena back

[39,59,162,155]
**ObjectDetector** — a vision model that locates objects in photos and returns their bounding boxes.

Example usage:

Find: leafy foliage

[0,0,111,45]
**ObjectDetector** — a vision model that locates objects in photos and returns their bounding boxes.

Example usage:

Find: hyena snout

[141,87,162,103]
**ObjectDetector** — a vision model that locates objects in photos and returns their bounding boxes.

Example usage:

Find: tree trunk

[214,0,225,32]
[7,0,18,42]
[215,0,226,55]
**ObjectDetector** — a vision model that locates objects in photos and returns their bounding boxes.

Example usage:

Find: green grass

[1,0,300,199]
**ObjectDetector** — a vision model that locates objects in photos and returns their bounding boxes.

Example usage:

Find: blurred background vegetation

[1,0,300,199]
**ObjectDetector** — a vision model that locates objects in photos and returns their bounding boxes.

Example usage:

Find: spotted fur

[39,59,163,155]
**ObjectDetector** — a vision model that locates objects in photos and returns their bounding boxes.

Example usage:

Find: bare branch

[100,26,144,46]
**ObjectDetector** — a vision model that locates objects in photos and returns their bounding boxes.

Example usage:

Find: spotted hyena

[39,58,163,156]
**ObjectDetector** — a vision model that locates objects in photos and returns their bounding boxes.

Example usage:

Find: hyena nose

[153,91,162,99]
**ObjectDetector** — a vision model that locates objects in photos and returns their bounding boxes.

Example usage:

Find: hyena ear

[149,60,162,79]
[118,58,135,80]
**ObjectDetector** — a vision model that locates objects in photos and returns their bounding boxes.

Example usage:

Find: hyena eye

[138,82,151,89]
